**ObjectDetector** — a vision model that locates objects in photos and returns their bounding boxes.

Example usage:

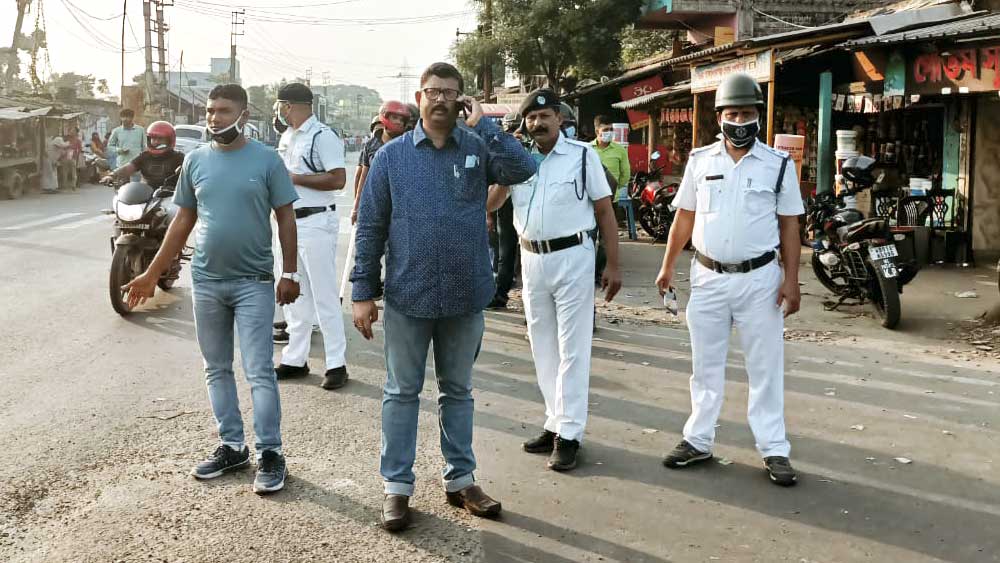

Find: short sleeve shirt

[277,115,345,208]
[674,140,805,263]
[359,134,385,168]
[173,140,298,281]
[508,134,613,241]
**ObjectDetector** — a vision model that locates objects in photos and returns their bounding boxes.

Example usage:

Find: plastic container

[836,130,858,152]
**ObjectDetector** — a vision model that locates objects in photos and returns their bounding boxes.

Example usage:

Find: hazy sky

[1,0,477,102]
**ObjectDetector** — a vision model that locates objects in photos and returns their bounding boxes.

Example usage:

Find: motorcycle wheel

[110,245,138,316]
[810,253,848,295]
[870,267,901,329]
[638,207,671,241]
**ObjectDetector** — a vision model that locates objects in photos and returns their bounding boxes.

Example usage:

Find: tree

[458,0,644,90]
[96,79,110,95]
[452,30,505,95]
[47,72,96,98]
[620,27,678,67]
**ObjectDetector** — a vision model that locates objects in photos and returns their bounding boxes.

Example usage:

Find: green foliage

[619,27,677,67]
[459,0,644,88]
[47,72,96,98]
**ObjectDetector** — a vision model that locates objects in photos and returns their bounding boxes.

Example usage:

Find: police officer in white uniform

[487,89,622,472]
[272,83,351,390]
[655,73,805,486]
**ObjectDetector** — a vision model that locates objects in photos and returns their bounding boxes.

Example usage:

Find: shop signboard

[690,50,773,93]
[910,44,1000,95]
[619,75,664,130]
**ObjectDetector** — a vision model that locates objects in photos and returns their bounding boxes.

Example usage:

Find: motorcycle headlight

[116,202,147,222]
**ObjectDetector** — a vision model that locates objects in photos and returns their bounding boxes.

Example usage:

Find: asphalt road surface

[1,172,999,562]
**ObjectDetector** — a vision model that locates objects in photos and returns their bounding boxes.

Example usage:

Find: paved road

[1,173,999,562]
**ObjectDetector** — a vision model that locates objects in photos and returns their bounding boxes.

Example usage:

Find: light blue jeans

[192,278,282,455]
[381,303,484,496]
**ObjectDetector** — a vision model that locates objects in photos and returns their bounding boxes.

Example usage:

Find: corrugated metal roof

[611,82,691,110]
[844,11,1000,46]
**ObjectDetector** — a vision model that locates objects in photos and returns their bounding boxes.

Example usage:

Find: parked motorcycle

[630,151,678,241]
[104,177,187,316]
[807,156,919,329]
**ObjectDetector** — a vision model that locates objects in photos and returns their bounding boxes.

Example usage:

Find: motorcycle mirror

[651,151,661,160]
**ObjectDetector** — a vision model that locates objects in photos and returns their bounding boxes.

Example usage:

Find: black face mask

[721,118,759,148]
[208,120,242,145]
[272,115,288,134]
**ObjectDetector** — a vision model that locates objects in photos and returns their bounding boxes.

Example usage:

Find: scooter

[104,176,188,316]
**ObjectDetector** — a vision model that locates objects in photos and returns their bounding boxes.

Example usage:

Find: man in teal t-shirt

[124,84,300,495]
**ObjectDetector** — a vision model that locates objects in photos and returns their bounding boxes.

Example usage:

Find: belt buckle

[542,240,551,253]
[722,263,741,274]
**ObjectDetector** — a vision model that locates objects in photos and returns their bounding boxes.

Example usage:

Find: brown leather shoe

[381,494,410,532]
[445,485,502,518]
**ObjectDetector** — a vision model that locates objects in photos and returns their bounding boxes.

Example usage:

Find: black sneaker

[273,329,290,344]
[321,366,349,390]
[273,321,287,331]
[275,363,309,379]
[191,445,251,480]
[486,297,508,310]
[547,436,580,472]
[764,456,798,487]
[522,430,556,454]
[662,440,712,469]
[253,450,287,494]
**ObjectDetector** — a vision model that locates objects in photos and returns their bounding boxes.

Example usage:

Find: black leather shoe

[381,494,411,532]
[275,363,309,379]
[764,456,798,487]
[273,329,290,344]
[486,297,508,310]
[445,485,501,518]
[547,436,580,471]
[522,430,556,454]
[321,366,349,390]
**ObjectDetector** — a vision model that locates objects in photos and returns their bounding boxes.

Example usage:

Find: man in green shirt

[592,115,630,204]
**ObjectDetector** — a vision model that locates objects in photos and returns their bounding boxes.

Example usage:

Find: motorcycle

[104,176,187,316]
[806,157,919,329]
[630,151,679,241]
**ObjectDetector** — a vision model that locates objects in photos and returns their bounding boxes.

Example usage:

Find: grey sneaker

[764,456,798,487]
[662,440,712,468]
[253,450,287,494]
[191,445,250,479]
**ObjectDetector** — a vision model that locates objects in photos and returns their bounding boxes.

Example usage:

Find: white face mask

[599,131,614,143]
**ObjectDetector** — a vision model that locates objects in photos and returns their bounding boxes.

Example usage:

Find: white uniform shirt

[509,133,612,241]
[674,140,805,264]
[277,114,345,209]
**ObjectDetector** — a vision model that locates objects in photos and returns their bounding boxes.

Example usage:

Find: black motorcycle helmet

[841,155,878,189]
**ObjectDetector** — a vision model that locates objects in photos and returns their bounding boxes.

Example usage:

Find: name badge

[465,155,479,168]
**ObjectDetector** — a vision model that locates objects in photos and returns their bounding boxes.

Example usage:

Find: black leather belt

[520,232,586,254]
[695,250,776,274]
[295,204,336,219]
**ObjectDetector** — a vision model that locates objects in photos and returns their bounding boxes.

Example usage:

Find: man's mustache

[530,127,548,134]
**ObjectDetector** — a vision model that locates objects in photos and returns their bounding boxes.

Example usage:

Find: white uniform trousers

[521,238,596,442]
[281,211,348,370]
[683,258,790,458]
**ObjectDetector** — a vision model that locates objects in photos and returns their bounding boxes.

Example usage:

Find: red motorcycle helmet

[379,101,410,135]
[146,121,176,155]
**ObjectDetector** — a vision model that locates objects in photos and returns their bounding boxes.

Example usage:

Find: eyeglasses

[422,88,461,101]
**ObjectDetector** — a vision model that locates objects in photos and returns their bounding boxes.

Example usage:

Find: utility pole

[322,70,330,98]
[229,9,245,83]
[736,0,754,40]
[153,1,171,92]
[143,1,154,99]
[3,0,31,94]
[121,0,127,95]
[305,67,312,87]
[482,0,493,103]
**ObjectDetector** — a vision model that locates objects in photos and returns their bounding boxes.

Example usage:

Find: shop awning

[0,108,35,121]
[844,11,1000,47]
[612,82,691,110]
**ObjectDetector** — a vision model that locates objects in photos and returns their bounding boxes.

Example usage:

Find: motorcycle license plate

[117,222,150,230]
[880,261,898,279]
[869,244,898,261]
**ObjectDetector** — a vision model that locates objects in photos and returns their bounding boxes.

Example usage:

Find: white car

[173,124,209,154]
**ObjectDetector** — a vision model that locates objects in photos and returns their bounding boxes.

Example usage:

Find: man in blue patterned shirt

[350,62,536,532]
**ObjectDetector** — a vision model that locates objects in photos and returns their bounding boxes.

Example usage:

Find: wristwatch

[281,272,301,283]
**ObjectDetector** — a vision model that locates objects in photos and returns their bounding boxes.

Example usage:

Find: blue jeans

[381,302,484,496]
[192,278,282,455]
